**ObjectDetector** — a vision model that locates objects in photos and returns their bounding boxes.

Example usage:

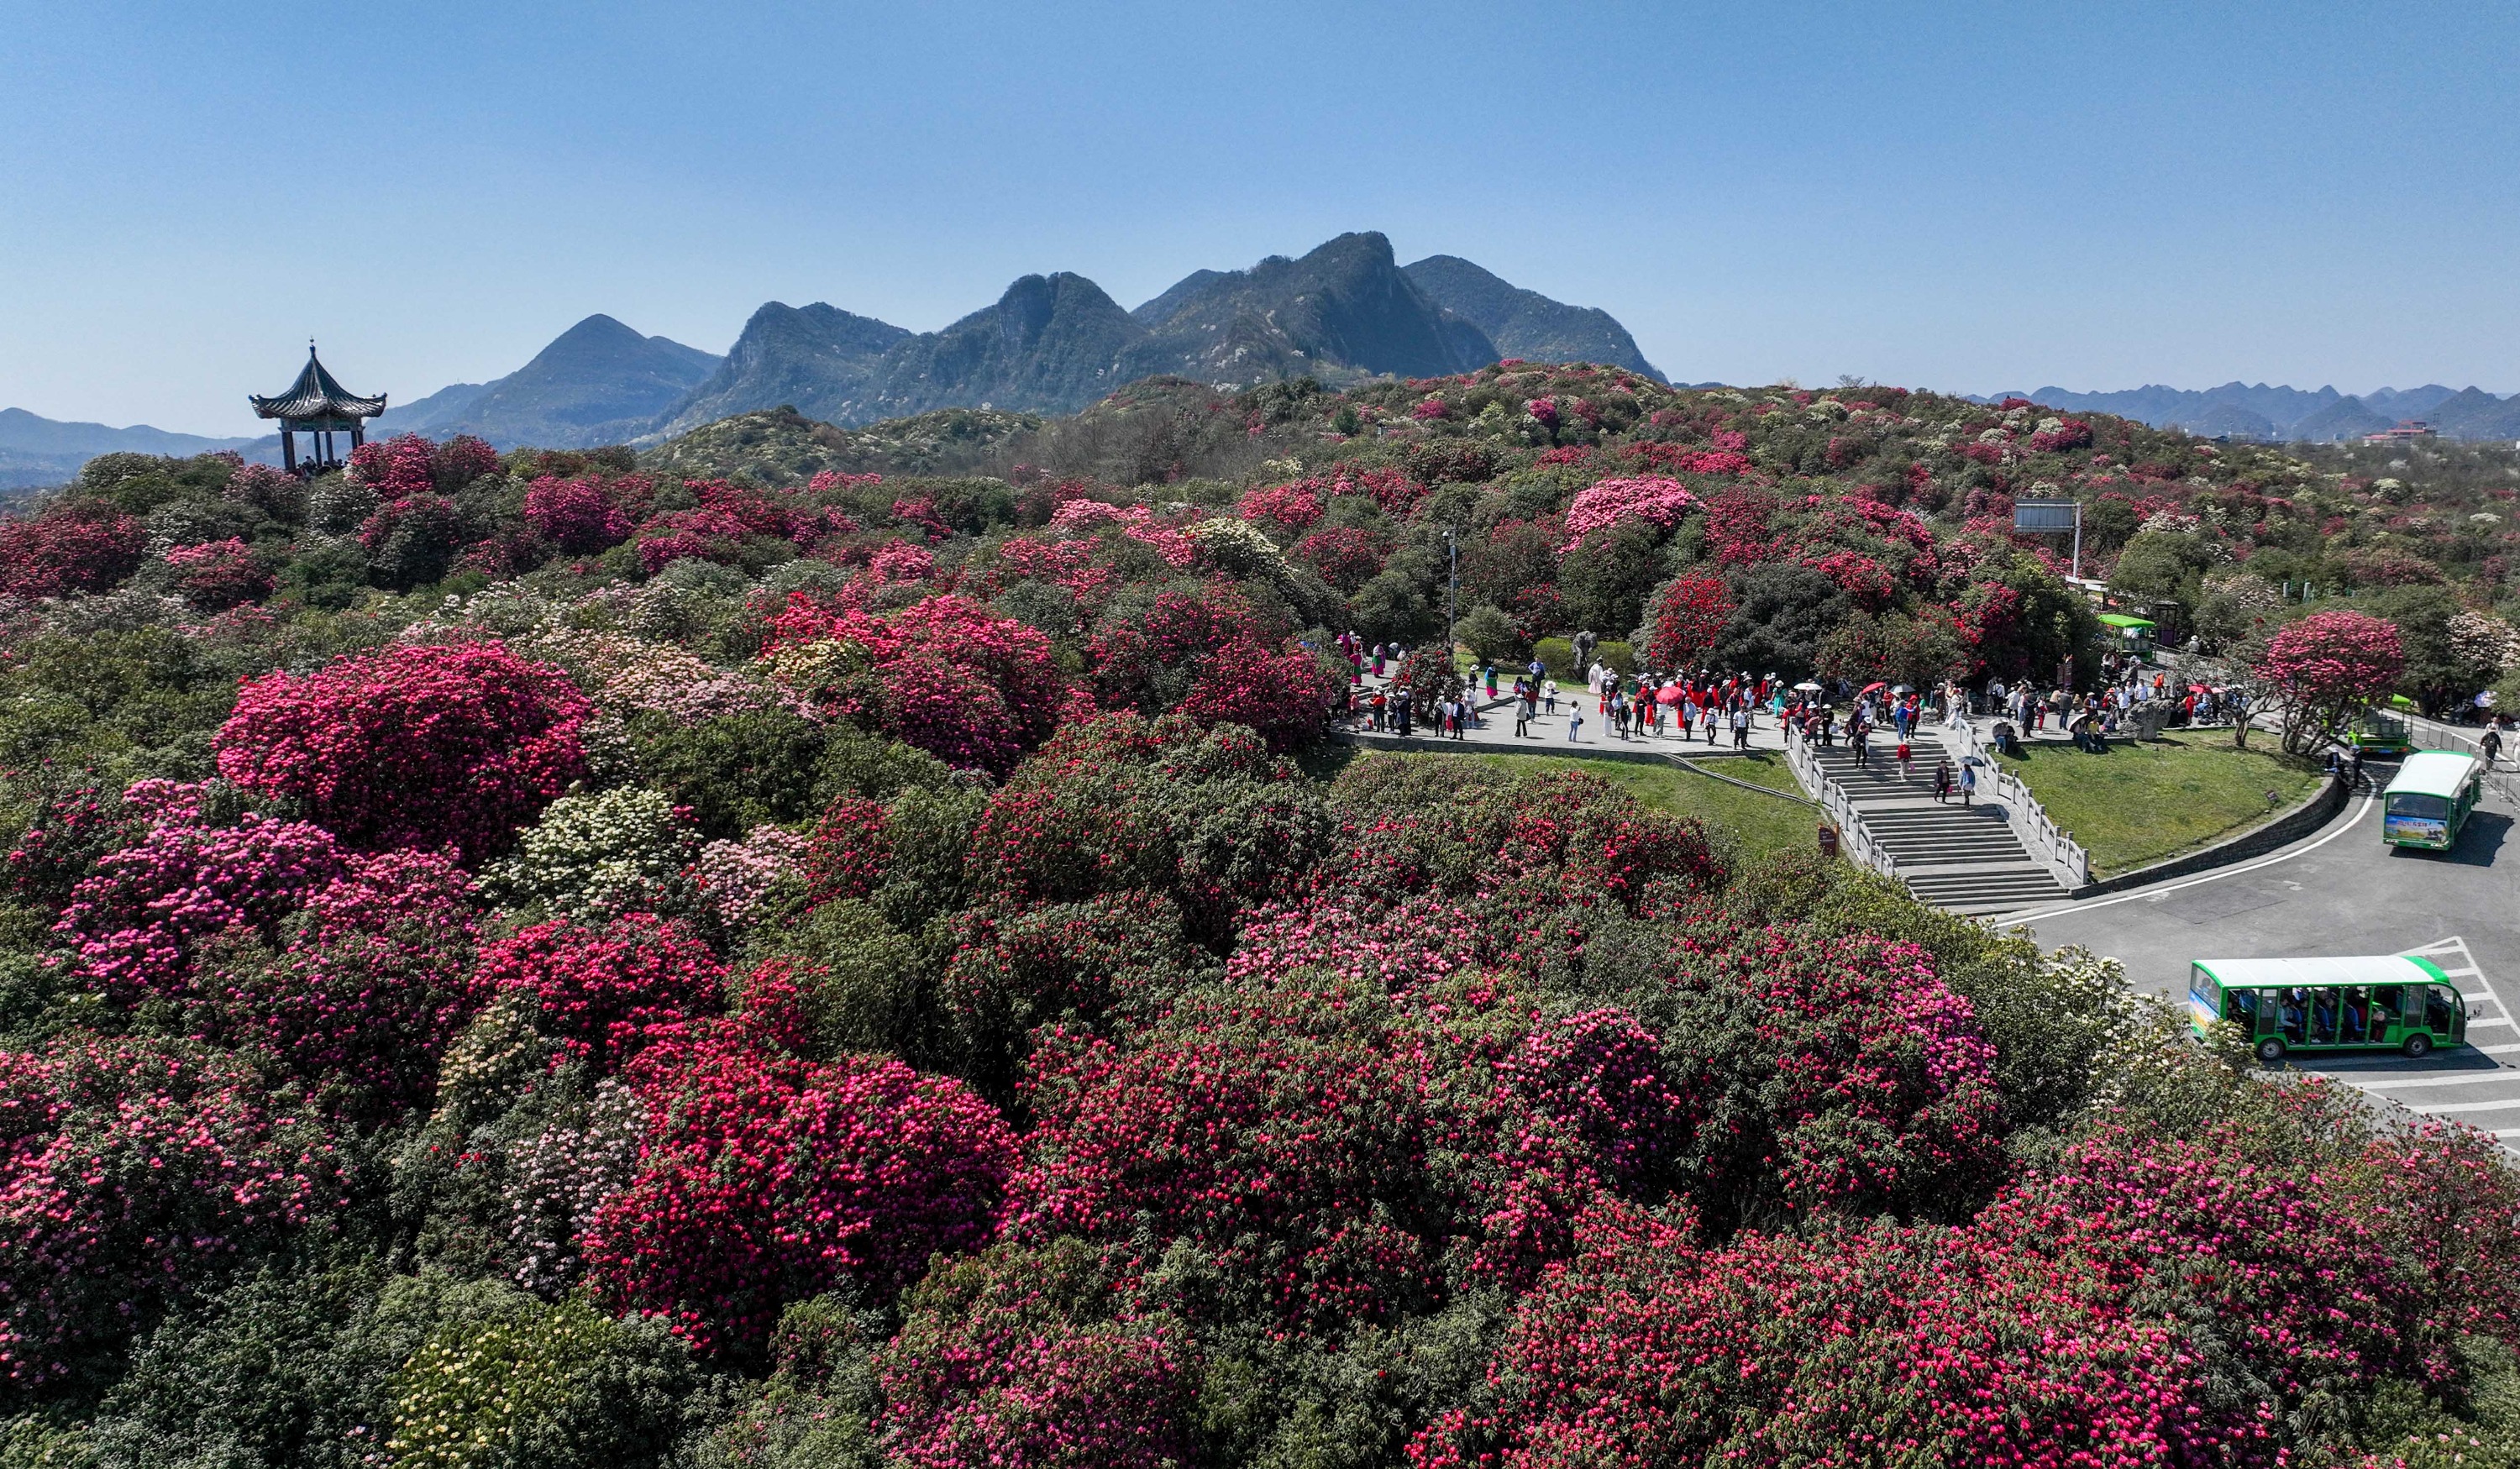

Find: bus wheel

[2255,1037,2286,1064]
[2402,1033,2433,1060]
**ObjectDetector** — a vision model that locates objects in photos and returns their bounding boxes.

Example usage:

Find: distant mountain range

[1982,381,2520,443]
[0,407,268,490]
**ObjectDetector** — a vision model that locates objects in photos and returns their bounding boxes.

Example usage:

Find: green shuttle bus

[2382,750,2486,850]
[2188,954,2466,1063]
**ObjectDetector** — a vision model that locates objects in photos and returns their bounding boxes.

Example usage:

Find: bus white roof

[2386,749,2481,796]
[2192,955,2444,988]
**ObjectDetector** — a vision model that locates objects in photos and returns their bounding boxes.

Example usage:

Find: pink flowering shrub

[0,1036,334,1390]
[0,500,144,599]
[1503,1008,1687,1188]
[522,475,640,553]
[2254,608,2405,753]
[1236,482,1324,534]
[874,1239,1193,1469]
[695,824,811,929]
[161,538,270,611]
[475,913,725,1071]
[214,639,592,858]
[1667,928,2001,1228]
[53,779,347,1002]
[764,592,1063,774]
[1225,895,1495,994]
[206,849,486,1113]
[636,506,753,573]
[1560,476,1697,550]
[1292,525,1392,592]
[583,1029,1017,1356]
[345,434,438,498]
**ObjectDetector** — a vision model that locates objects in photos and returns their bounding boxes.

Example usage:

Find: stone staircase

[1802,742,2069,916]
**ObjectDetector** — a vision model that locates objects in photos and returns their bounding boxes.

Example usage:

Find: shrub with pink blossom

[0,1035,335,1393]
[474,912,725,1071]
[695,823,810,930]
[2253,608,2405,753]
[214,639,592,858]
[522,475,640,553]
[202,847,486,1113]
[763,592,1063,774]
[53,779,347,1002]
[1561,475,1698,551]
[874,1238,1193,1469]
[0,500,145,599]
[161,538,271,611]
[345,434,438,499]
[1236,482,1324,534]
[583,1030,1016,1356]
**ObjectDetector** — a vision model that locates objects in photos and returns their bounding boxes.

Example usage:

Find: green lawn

[1995,733,2324,878]
[1355,749,1819,864]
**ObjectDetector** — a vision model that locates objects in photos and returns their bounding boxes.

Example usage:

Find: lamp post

[1445,527,1460,664]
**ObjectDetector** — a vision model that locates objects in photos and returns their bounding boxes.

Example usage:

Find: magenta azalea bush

[215,639,593,858]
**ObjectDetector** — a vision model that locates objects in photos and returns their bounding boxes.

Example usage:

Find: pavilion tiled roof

[249,346,386,422]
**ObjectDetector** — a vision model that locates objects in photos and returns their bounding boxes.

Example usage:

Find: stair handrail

[1783,734,1898,878]
[1950,718,2090,889]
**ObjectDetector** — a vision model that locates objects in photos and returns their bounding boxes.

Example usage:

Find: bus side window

[2371,984,2402,1033]
[2281,990,2306,1042]
[2309,989,2339,1044]
[2258,989,2281,1036]
[2228,989,2258,1031]
[2341,985,2369,1044]
[2425,985,2456,1035]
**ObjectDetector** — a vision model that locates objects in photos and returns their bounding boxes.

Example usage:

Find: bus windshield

[2387,792,2450,821]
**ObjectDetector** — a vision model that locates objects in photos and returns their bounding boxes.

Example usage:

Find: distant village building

[2360,420,2437,444]
[249,344,386,476]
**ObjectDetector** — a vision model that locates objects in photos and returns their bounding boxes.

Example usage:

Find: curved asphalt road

[2019,774,2520,1148]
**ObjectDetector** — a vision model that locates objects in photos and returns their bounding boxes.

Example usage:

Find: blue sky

[4,1,2516,435]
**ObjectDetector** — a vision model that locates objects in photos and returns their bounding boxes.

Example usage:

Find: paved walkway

[1337,673,1795,756]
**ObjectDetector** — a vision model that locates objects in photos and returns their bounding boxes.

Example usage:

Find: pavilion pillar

[281,430,297,475]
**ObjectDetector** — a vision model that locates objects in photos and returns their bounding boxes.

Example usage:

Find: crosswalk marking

[2354,1071,2520,1091]
[2385,1097,2520,1115]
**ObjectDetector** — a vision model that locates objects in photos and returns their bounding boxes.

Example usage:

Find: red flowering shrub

[1639,574,1733,671]
[54,779,347,1002]
[1418,1118,2434,1469]
[0,1036,334,1390]
[874,1239,1194,1469]
[205,848,486,1113]
[522,475,638,553]
[475,912,725,1070]
[584,1030,1016,1356]
[214,639,592,858]
[1294,525,1393,592]
[764,592,1063,774]
[963,714,1331,939]
[1236,482,1324,534]
[2253,609,2404,753]
[1667,929,2001,1228]
[636,506,753,573]
[1177,636,1339,752]
[800,794,890,906]
[345,434,438,498]
[0,500,144,599]
[162,538,271,611]
[2028,417,2094,453]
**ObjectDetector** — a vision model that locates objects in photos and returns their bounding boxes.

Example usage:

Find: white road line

[2399,1099,2520,1115]
[2481,1043,2520,1055]
[2352,1072,2520,1090]
[2003,787,2377,923]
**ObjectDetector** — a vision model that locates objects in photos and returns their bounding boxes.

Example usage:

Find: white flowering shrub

[486,786,697,921]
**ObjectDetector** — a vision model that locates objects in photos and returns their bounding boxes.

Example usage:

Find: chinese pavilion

[249,343,386,476]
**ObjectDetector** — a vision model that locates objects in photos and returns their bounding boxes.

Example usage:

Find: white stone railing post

[1785,733,1898,879]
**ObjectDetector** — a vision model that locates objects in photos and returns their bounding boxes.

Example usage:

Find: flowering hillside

[0,380,2513,1466]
